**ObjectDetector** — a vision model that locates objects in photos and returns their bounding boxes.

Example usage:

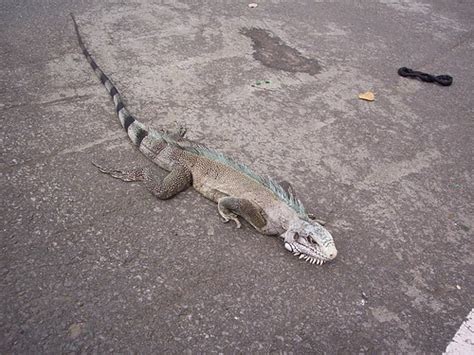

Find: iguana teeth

[299,255,305,259]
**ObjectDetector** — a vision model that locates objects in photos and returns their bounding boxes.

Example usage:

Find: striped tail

[71,14,148,147]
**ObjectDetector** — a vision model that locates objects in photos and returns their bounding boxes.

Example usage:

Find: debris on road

[359,91,375,101]
[248,3,258,8]
[398,67,453,86]
[68,323,84,339]
[251,79,272,88]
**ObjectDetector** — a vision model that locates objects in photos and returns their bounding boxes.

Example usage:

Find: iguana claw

[71,15,339,266]
[307,213,327,226]
[222,216,242,229]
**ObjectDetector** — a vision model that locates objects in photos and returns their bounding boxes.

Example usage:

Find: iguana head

[282,219,337,265]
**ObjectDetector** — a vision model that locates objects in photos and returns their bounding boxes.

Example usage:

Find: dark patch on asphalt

[241,28,321,75]
[457,222,470,232]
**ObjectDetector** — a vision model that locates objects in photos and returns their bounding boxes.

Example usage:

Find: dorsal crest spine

[155,131,308,218]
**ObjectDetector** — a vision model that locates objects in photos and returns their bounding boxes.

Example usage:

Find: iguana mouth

[288,235,331,265]
[293,251,327,265]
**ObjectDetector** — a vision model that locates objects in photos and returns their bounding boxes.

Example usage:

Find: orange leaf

[359,91,375,101]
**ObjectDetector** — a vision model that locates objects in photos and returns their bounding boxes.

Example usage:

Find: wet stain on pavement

[241,28,321,75]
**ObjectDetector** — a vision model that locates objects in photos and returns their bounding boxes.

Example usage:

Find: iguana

[71,15,337,265]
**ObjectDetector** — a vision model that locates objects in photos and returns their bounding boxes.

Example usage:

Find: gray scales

[71,15,337,265]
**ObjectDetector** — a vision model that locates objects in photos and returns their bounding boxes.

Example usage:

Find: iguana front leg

[161,122,187,140]
[218,196,267,230]
[93,162,192,200]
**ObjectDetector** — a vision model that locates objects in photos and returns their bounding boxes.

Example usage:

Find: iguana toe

[307,213,327,226]
[92,161,145,182]
[221,215,241,228]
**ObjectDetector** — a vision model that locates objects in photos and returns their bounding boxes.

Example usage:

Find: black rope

[398,67,453,86]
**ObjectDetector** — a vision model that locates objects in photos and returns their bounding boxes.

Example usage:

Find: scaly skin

[71,14,337,265]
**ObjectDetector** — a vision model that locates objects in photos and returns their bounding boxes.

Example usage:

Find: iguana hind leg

[93,162,192,200]
[218,196,267,230]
